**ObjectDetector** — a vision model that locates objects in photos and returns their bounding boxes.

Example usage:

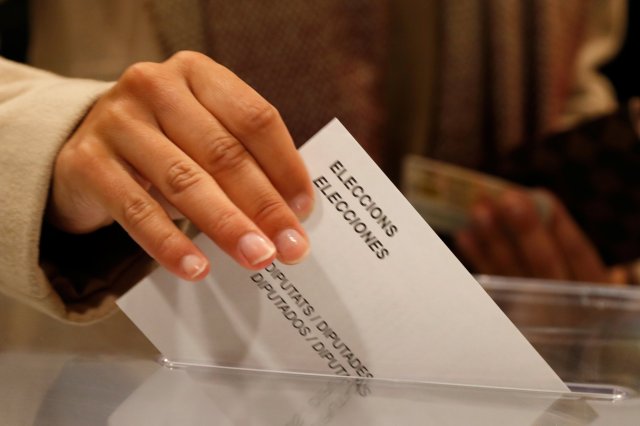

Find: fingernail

[238,232,276,266]
[180,254,208,280]
[274,228,309,264]
[288,193,314,219]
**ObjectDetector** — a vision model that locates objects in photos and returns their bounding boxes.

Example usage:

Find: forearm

[0,57,136,322]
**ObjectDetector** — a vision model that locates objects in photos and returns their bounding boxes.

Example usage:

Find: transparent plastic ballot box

[1,276,639,425]
[114,276,639,425]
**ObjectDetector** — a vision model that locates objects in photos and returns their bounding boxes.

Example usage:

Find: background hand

[455,189,628,284]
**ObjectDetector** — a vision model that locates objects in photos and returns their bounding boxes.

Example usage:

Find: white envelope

[117,119,568,392]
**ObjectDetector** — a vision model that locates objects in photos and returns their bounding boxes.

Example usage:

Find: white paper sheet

[117,119,568,392]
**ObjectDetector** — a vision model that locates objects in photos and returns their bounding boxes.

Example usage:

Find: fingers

[72,142,210,281]
[454,190,565,279]
[51,52,316,280]
[456,189,610,283]
[455,230,496,275]
[496,190,570,280]
[118,54,311,264]
[456,202,525,276]
[147,80,309,263]
[109,121,290,269]
[172,53,314,217]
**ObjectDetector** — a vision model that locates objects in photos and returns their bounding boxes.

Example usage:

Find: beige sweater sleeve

[0,58,154,323]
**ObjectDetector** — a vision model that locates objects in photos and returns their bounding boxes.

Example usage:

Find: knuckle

[65,139,97,167]
[536,189,561,215]
[238,100,280,135]
[252,194,287,225]
[535,188,556,203]
[121,62,156,84]
[153,230,182,260]
[169,50,209,68]
[99,98,137,132]
[62,139,110,181]
[118,64,180,115]
[208,209,243,240]
[166,161,205,195]
[120,61,167,94]
[122,196,156,228]
[204,133,249,174]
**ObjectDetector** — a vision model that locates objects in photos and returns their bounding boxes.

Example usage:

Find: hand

[455,189,627,284]
[48,51,314,281]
